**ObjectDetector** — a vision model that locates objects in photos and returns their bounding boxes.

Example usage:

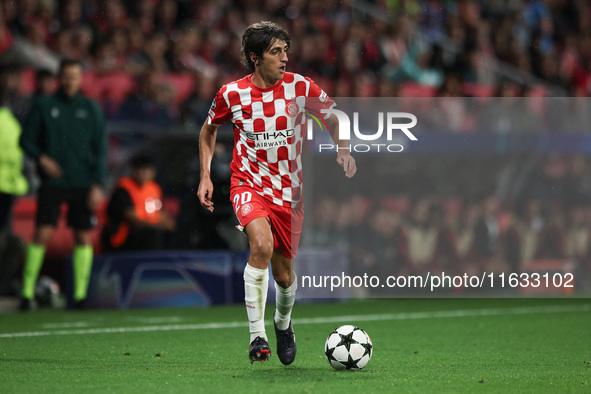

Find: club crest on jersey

[241,203,254,216]
[210,99,216,110]
[285,101,299,118]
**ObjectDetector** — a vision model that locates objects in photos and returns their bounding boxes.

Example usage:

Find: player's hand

[337,152,356,178]
[87,184,103,211]
[39,154,62,179]
[159,213,176,231]
[197,177,215,212]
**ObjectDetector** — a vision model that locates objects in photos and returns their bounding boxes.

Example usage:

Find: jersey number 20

[233,191,252,211]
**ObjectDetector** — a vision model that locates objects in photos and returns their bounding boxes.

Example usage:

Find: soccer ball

[324,325,373,371]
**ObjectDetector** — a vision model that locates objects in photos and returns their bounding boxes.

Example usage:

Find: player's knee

[273,269,292,288]
[275,278,291,289]
[33,227,54,245]
[249,237,273,263]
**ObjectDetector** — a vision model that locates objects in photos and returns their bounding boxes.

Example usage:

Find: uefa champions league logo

[304,107,418,153]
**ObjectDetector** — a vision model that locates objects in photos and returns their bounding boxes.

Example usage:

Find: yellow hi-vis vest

[0,106,28,196]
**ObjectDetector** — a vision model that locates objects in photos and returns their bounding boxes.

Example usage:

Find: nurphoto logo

[305,107,418,153]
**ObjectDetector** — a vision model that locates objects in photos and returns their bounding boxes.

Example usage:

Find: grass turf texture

[1,298,590,393]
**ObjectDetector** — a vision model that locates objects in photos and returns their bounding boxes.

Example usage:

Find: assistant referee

[19,59,107,310]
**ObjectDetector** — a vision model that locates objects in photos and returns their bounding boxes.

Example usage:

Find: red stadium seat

[399,82,437,97]
[463,83,495,97]
[380,196,409,213]
[20,68,36,96]
[99,72,136,103]
[80,72,101,100]
[528,85,548,97]
[160,73,195,106]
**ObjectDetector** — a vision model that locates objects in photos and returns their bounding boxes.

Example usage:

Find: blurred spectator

[69,25,93,64]
[350,206,407,293]
[513,197,545,264]
[102,154,175,252]
[0,4,14,56]
[127,24,147,59]
[564,156,591,206]
[33,68,56,98]
[302,196,339,247]
[474,195,501,261]
[536,203,566,260]
[479,81,521,133]
[58,0,88,32]
[431,72,472,132]
[13,68,56,124]
[116,70,176,124]
[130,0,158,35]
[154,0,178,35]
[503,210,522,274]
[180,74,220,129]
[564,202,590,267]
[430,203,458,273]
[91,39,119,73]
[456,200,484,275]
[380,17,411,72]
[383,42,443,87]
[5,21,60,74]
[50,29,73,59]
[403,198,439,274]
[168,24,216,76]
[90,0,128,36]
[128,32,170,75]
[0,65,29,122]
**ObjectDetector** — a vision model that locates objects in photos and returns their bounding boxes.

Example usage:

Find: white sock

[274,272,297,330]
[243,263,269,343]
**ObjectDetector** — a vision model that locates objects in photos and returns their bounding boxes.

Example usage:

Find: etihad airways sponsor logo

[245,128,295,148]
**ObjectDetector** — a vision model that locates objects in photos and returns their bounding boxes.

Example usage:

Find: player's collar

[247,74,284,92]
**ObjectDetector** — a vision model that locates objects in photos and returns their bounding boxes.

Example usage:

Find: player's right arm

[197,121,219,212]
[20,100,63,179]
[198,86,232,212]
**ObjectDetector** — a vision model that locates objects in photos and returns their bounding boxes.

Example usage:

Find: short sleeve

[305,77,335,119]
[207,87,232,126]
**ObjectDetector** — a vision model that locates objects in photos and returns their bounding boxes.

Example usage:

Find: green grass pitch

[1,298,590,393]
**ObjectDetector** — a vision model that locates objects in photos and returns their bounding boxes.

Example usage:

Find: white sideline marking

[124,316,184,324]
[41,322,91,329]
[1,304,590,339]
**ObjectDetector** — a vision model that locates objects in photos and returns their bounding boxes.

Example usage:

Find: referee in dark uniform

[19,59,107,310]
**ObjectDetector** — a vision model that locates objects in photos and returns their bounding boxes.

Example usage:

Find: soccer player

[197,21,356,365]
[19,59,107,310]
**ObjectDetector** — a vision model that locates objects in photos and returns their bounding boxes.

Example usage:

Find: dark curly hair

[241,21,290,72]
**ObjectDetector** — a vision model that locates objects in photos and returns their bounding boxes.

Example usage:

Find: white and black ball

[324,325,373,371]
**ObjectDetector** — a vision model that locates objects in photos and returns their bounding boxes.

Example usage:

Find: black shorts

[36,185,96,230]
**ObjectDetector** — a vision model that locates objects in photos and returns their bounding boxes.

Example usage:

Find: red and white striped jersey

[207,72,334,207]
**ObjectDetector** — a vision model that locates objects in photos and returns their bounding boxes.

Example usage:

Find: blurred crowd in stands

[304,156,591,291]
[1,0,591,128]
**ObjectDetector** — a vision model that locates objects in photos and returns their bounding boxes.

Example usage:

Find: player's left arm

[326,114,356,178]
[306,76,356,178]
[197,121,219,212]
